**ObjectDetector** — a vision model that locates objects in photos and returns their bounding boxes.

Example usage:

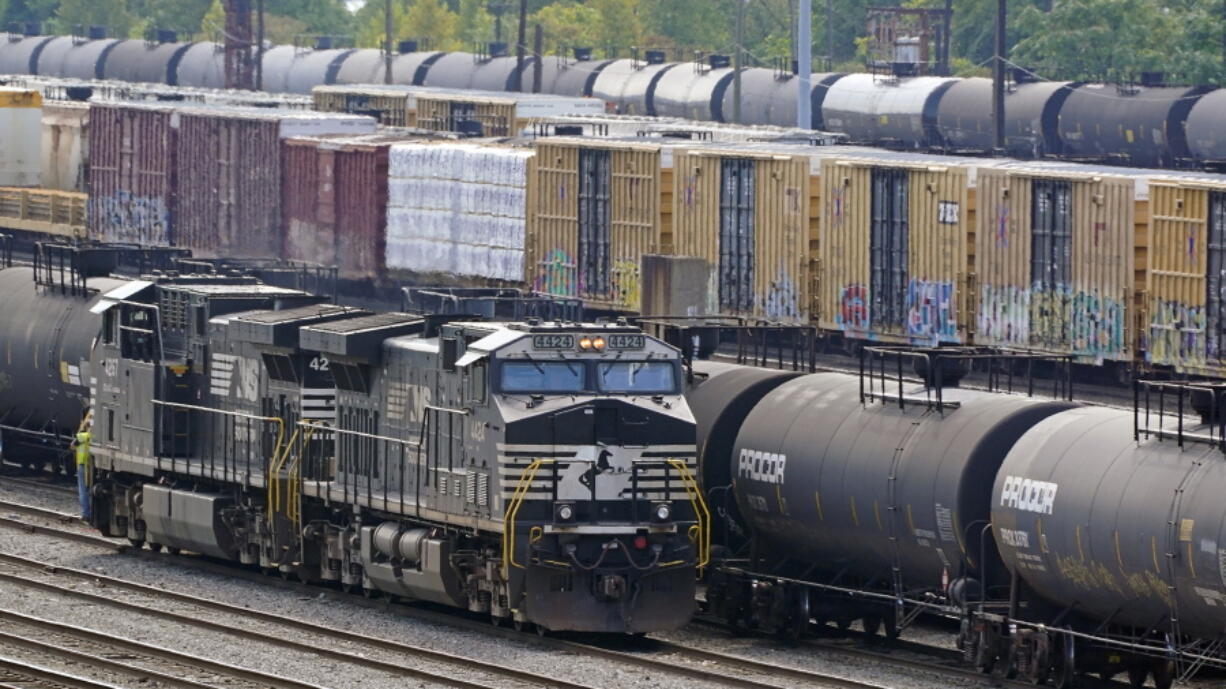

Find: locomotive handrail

[151,401,286,482]
[267,425,302,520]
[666,458,711,569]
[502,458,554,576]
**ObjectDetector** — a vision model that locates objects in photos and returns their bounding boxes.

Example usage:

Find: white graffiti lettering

[737,448,787,485]
[999,476,1059,515]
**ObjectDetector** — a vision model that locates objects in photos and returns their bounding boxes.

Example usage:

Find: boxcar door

[718,157,755,314]
[1207,191,1226,362]
[578,148,612,300]
[1029,179,1073,350]
[870,168,909,333]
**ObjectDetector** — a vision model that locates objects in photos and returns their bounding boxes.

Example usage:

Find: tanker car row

[1,29,1225,169]
[689,353,1226,688]
[2,255,1226,685]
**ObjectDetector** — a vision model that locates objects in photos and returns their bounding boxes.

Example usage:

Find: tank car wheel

[1150,660,1174,689]
[882,614,899,641]
[512,618,529,633]
[1126,664,1147,688]
[535,624,548,637]
[1052,633,1077,689]
[862,616,882,639]
[148,542,163,553]
[973,628,996,675]
[127,538,144,549]
[362,586,381,599]
[836,618,851,632]
[341,583,357,595]
[166,546,181,556]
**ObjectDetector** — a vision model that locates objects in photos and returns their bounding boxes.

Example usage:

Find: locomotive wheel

[1126,665,1147,688]
[1150,660,1174,689]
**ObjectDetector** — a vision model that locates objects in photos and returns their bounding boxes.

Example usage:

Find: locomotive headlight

[592,337,606,351]
[554,502,576,523]
[579,336,593,350]
[651,502,672,523]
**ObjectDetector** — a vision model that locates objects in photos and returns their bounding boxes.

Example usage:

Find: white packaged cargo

[386,141,533,282]
[0,87,43,187]
[41,101,88,191]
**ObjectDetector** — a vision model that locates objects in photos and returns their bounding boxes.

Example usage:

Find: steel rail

[0,550,586,689]
[0,655,129,689]
[0,612,324,689]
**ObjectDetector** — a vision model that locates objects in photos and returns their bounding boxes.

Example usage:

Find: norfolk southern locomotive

[1,260,705,633]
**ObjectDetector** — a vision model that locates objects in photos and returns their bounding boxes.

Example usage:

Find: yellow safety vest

[75,430,91,466]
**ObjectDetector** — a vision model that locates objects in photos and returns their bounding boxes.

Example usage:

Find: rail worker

[72,413,92,521]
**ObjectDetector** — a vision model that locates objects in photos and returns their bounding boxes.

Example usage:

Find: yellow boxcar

[818,155,978,345]
[1146,176,1226,376]
[671,145,815,323]
[975,167,1137,364]
[527,138,671,312]
[312,85,413,128]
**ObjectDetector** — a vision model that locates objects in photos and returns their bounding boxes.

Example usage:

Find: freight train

[1,30,1225,169]
[688,350,1226,689]
[0,251,706,633]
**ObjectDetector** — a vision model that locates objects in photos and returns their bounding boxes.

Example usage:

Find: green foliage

[54,0,133,36]
[356,0,459,50]
[457,0,493,47]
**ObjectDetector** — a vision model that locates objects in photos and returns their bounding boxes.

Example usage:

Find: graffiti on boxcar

[979,285,1127,360]
[905,279,958,344]
[610,259,641,310]
[1148,298,1207,367]
[90,192,171,245]
[836,283,869,332]
[536,248,577,298]
[978,285,1030,346]
[764,264,800,321]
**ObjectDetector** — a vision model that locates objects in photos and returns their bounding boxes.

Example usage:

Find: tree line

[0,0,1222,85]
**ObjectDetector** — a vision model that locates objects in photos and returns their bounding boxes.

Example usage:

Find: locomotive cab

[480,322,703,632]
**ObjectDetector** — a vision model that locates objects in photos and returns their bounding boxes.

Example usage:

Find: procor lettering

[738,448,786,485]
[1000,476,1058,515]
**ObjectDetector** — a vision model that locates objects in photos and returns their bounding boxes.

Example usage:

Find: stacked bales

[385,142,534,283]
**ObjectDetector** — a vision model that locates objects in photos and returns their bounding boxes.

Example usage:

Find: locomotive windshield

[596,361,676,393]
[500,360,585,393]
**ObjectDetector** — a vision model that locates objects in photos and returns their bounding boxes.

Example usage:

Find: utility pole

[256,0,264,89]
[733,0,746,123]
[532,24,543,93]
[223,0,254,90]
[515,0,527,92]
[992,0,1006,152]
[825,0,834,70]
[798,0,812,129]
[942,0,953,75]
[384,0,394,84]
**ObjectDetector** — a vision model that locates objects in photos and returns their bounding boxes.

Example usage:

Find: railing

[0,187,87,240]
[152,400,286,485]
[859,346,1075,413]
[632,315,821,382]
[1134,380,1226,452]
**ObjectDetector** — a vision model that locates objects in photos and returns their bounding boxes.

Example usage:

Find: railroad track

[0,499,892,689]
[0,607,329,689]
[0,656,129,689]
